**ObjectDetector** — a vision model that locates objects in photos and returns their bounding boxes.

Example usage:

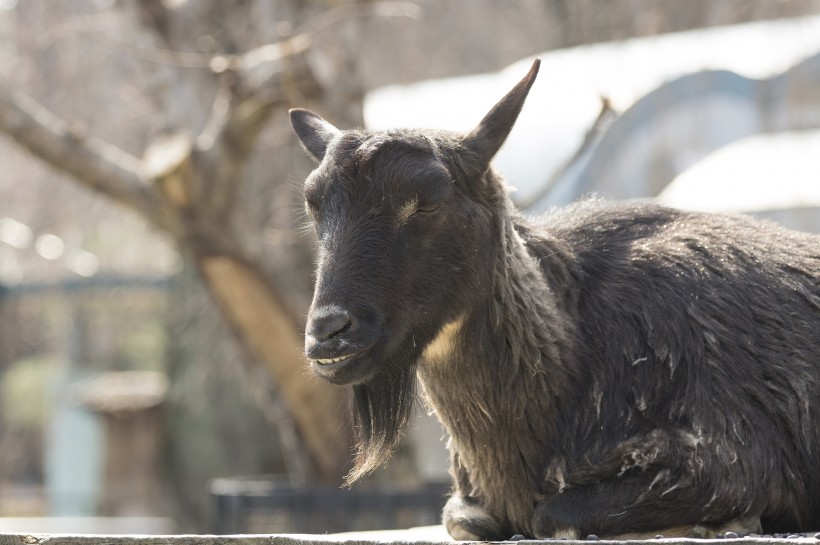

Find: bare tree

[0,0,401,481]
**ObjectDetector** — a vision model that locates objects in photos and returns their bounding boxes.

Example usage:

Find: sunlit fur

[291,61,820,539]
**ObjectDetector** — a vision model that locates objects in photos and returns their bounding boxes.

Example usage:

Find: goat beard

[346,358,418,484]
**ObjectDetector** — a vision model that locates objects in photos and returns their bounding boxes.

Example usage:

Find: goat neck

[416,166,578,534]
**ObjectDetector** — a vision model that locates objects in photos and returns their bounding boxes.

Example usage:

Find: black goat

[290,59,820,539]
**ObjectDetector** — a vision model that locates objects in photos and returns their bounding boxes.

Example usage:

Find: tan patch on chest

[422,316,464,362]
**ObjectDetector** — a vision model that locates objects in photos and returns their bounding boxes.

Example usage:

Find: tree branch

[220,1,423,155]
[133,0,173,46]
[189,34,316,222]
[0,84,168,229]
[515,97,618,210]
[218,33,315,153]
[292,1,422,37]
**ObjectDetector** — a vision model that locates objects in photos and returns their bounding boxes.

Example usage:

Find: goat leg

[531,470,762,539]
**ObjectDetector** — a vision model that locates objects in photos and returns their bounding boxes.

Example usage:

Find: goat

[289,59,820,539]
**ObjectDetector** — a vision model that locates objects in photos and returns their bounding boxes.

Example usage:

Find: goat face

[293,124,489,386]
[292,60,540,388]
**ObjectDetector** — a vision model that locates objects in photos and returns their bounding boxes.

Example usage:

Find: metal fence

[211,477,450,535]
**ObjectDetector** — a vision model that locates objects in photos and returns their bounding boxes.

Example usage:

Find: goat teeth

[315,354,352,365]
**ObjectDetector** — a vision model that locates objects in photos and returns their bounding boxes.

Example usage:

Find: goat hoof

[443,495,504,541]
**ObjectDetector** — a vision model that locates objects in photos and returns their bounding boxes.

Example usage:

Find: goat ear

[290,108,341,162]
[463,59,540,167]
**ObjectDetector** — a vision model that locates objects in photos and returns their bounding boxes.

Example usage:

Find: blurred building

[0,215,174,518]
[366,15,820,223]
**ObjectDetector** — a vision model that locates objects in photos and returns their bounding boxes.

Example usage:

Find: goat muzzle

[304,304,383,385]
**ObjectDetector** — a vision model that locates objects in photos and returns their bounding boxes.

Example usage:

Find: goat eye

[414,202,441,215]
[404,202,441,222]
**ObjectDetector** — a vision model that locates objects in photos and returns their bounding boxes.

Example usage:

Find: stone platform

[0,526,818,545]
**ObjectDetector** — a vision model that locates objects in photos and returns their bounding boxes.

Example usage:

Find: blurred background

[0,0,818,536]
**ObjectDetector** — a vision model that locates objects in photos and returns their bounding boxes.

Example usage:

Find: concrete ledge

[0,519,175,536]
[0,531,819,545]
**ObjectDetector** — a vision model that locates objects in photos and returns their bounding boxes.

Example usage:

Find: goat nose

[307,307,352,341]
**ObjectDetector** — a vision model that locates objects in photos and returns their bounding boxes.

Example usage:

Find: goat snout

[304,305,382,382]
[307,307,352,342]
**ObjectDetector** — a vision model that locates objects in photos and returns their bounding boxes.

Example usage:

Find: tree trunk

[0,0,357,482]
[197,255,349,479]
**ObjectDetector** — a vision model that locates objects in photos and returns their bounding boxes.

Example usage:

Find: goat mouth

[314,354,356,365]
[309,347,378,385]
